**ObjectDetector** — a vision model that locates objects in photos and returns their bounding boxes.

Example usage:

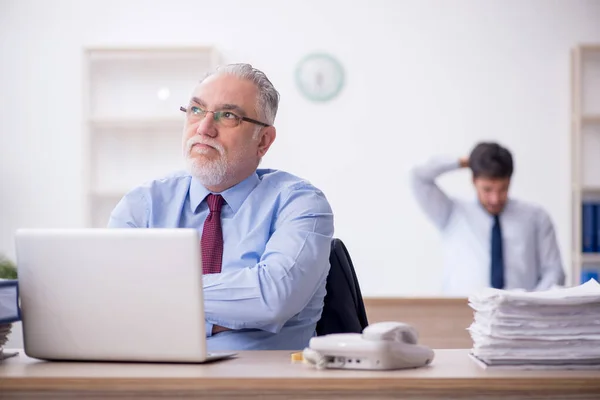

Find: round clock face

[295,53,345,102]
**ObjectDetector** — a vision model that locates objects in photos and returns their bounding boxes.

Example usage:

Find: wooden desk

[364,297,474,349]
[1,349,600,399]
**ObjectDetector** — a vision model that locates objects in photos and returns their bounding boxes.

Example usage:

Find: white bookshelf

[84,47,219,227]
[571,44,600,284]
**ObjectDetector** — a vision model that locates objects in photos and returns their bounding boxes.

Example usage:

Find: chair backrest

[316,238,369,336]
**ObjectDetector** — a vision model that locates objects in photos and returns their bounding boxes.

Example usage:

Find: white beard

[184,136,254,188]
[186,153,228,188]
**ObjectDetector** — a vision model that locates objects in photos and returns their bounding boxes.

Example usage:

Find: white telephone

[303,321,434,370]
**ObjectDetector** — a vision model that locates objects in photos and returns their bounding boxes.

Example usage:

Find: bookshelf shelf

[582,114,600,124]
[88,116,184,131]
[89,189,128,199]
[571,44,600,284]
[581,253,600,264]
[582,186,600,194]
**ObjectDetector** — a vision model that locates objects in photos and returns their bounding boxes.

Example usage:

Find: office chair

[316,238,369,336]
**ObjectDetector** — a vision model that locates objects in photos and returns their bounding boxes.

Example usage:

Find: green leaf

[0,256,17,279]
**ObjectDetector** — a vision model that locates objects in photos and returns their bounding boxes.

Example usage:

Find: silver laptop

[15,228,236,363]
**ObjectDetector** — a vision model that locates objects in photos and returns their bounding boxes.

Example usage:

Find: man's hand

[212,325,232,334]
[459,157,469,168]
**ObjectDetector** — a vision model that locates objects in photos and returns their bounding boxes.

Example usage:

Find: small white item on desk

[303,321,434,370]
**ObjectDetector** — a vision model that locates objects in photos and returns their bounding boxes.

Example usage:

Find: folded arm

[108,183,334,334]
[203,185,334,334]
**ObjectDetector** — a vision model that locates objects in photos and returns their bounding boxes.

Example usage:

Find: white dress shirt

[410,155,565,296]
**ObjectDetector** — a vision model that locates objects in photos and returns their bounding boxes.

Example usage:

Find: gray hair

[201,63,280,126]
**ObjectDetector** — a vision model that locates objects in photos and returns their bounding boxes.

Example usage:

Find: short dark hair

[469,142,513,179]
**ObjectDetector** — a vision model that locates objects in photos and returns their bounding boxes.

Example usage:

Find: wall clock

[295,53,345,102]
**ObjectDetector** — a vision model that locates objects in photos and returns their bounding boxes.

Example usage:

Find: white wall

[2,0,600,306]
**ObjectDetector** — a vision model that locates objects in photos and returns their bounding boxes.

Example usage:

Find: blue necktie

[491,215,505,289]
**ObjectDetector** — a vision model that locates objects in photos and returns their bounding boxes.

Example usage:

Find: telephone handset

[303,321,434,370]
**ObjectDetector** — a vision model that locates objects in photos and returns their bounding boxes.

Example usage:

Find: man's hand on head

[459,157,469,168]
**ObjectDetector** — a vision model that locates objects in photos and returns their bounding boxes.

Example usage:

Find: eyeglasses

[179,106,269,128]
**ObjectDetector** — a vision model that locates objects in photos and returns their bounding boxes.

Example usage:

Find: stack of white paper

[468,279,600,369]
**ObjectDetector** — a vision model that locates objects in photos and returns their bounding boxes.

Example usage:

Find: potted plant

[0,256,17,279]
[0,255,17,354]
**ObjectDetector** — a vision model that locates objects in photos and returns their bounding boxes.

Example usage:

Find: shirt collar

[474,197,512,219]
[189,172,260,214]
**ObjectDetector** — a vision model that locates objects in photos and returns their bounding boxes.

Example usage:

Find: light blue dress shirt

[410,156,565,296]
[108,169,334,351]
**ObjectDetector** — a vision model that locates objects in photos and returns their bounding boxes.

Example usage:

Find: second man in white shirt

[410,142,565,296]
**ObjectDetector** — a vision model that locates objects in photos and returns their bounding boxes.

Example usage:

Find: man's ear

[257,126,276,158]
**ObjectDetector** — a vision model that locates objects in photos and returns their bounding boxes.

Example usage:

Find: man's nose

[195,112,217,137]
[489,193,501,204]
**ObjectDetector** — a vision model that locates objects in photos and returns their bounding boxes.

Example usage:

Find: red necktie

[201,194,224,274]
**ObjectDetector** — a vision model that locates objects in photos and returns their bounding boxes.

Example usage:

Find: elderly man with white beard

[108,64,334,351]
